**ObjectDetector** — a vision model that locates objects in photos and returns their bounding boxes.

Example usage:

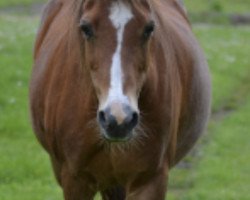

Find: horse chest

[76,141,162,186]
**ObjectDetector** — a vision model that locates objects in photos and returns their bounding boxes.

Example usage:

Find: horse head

[79,0,154,142]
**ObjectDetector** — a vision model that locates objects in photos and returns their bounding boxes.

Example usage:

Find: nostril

[131,112,139,127]
[98,111,106,125]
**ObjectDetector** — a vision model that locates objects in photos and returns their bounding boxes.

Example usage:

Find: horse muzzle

[98,104,139,142]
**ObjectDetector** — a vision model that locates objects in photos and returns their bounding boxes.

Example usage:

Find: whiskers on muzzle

[102,119,149,154]
[86,113,150,154]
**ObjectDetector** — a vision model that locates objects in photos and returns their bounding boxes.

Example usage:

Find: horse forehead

[109,1,134,28]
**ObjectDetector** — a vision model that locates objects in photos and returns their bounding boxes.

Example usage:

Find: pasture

[0,1,249,199]
[0,0,249,14]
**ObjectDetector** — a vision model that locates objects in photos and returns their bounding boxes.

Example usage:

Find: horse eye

[142,21,155,40]
[80,22,94,40]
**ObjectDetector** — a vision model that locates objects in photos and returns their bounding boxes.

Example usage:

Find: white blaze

[102,1,133,108]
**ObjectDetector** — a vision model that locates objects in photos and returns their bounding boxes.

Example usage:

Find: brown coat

[30,0,211,199]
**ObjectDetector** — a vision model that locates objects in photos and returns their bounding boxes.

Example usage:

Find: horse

[30,0,211,199]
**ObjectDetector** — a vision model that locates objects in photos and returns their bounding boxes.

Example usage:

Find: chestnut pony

[30,0,211,199]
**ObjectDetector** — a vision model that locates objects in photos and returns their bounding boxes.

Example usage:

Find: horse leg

[101,186,126,200]
[61,166,96,200]
[126,168,168,200]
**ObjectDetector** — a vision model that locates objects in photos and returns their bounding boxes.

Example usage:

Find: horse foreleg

[101,186,126,200]
[61,166,96,200]
[126,168,168,200]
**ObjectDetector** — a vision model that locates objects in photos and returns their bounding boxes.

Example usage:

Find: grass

[185,1,250,24]
[0,0,249,24]
[0,0,249,14]
[168,95,250,199]
[0,0,45,8]
[185,97,250,200]
[0,4,250,200]
[186,0,250,14]
[167,25,250,199]
[194,26,250,112]
[0,1,249,27]
[0,15,63,199]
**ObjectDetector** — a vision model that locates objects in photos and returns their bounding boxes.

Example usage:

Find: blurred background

[0,0,249,199]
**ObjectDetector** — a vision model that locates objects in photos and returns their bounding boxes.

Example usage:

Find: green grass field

[0,0,44,7]
[167,25,250,200]
[0,15,63,200]
[0,1,250,199]
[0,0,249,14]
[186,0,250,14]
